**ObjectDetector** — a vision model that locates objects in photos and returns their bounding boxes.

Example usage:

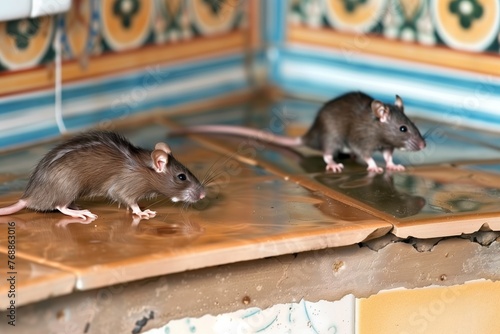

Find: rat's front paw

[133,209,156,219]
[325,162,344,173]
[386,163,406,172]
[367,165,383,174]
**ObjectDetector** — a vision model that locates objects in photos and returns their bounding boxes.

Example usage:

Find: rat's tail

[172,125,302,147]
[0,199,27,216]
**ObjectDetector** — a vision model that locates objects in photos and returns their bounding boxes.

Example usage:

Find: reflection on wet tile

[307,167,500,238]
[313,172,427,220]
[0,225,75,307]
[0,175,390,291]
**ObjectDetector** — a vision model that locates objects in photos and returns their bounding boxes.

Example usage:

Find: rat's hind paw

[56,206,98,220]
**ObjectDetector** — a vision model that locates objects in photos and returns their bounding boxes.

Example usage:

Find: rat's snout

[405,137,426,151]
[199,190,206,200]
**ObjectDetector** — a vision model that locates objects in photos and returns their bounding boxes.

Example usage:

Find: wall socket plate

[0,0,71,21]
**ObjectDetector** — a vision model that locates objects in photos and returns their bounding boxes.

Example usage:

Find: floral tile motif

[146,295,355,334]
[289,0,500,52]
[0,0,246,71]
[0,16,55,71]
[432,0,499,51]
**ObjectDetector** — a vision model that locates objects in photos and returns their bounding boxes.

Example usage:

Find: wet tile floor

[2,100,500,307]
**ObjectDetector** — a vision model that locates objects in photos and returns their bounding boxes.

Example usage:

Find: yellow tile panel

[357,280,500,334]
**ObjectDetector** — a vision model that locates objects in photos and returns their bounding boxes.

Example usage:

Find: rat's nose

[199,191,205,200]
[419,140,426,150]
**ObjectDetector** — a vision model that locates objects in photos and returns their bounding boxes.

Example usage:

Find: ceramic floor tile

[297,166,500,239]
[0,232,76,308]
[0,174,390,291]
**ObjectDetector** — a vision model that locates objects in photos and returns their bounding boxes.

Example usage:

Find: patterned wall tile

[383,0,436,44]
[289,0,500,53]
[0,16,55,71]
[0,0,250,151]
[59,0,102,62]
[431,0,500,52]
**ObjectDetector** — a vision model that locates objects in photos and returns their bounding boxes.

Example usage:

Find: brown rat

[0,131,205,220]
[174,91,426,173]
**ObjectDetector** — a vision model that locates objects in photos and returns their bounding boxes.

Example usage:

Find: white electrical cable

[54,16,67,134]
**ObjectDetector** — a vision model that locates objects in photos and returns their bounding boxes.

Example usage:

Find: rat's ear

[371,100,390,123]
[151,142,171,173]
[151,150,169,173]
[155,142,171,155]
[395,95,404,110]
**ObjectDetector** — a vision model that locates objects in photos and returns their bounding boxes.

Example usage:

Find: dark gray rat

[173,91,426,173]
[0,131,205,220]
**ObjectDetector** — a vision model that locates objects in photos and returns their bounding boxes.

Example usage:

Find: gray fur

[20,131,204,212]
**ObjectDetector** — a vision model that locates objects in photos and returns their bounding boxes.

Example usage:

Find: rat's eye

[400,125,408,132]
[177,173,187,181]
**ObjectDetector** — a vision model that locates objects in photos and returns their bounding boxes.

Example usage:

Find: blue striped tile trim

[0,55,245,115]
[276,47,500,92]
[273,46,500,124]
[0,81,249,149]
[0,53,250,150]
[263,0,286,45]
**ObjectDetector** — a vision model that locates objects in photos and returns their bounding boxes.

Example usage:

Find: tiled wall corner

[356,280,500,334]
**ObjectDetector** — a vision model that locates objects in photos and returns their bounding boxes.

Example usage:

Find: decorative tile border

[289,0,500,53]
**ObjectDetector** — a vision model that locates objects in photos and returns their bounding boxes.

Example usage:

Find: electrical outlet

[0,0,71,21]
